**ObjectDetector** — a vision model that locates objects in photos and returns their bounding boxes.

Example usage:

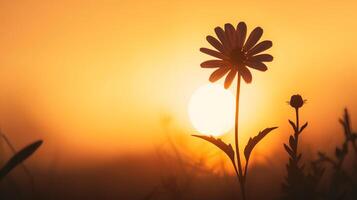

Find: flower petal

[215,27,230,52]
[238,66,252,83]
[243,27,263,52]
[249,54,273,62]
[245,61,268,71]
[236,22,247,50]
[224,69,237,89]
[206,35,225,53]
[201,60,229,68]
[225,23,236,49]
[209,67,230,82]
[200,48,229,60]
[247,40,273,56]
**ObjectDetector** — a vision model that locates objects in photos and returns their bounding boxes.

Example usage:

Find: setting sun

[188,84,235,136]
[1,1,357,199]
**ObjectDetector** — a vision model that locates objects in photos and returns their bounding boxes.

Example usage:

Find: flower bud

[289,94,304,109]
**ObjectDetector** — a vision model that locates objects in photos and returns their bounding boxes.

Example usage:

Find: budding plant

[281,94,323,200]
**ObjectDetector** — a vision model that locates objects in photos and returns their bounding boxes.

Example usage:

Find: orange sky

[1,0,357,164]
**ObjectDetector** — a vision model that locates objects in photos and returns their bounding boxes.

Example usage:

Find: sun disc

[188,84,235,136]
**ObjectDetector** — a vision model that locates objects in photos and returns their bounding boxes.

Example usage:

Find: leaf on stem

[284,144,294,158]
[244,127,278,161]
[299,122,308,134]
[0,140,43,180]
[288,120,297,132]
[289,136,296,150]
[192,135,235,164]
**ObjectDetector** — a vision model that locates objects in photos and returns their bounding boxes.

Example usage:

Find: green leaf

[192,135,235,165]
[244,127,278,161]
[0,140,43,180]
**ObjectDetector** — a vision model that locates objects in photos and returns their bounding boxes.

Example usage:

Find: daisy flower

[200,22,273,88]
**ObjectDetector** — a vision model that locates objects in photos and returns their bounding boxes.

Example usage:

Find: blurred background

[0,0,357,199]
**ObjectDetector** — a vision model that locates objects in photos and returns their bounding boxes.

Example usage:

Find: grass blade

[0,140,43,180]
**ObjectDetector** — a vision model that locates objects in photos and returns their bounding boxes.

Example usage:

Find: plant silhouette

[143,115,209,200]
[281,94,324,199]
[314,109,357,200]
[193,21,277,200]
[0,138,43,181]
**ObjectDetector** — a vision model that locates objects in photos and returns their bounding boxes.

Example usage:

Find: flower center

[230,48,247,65]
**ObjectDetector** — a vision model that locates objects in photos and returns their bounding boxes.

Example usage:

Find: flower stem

[294,108,300,154]
[234,74,246,200]
[295,108,300,133]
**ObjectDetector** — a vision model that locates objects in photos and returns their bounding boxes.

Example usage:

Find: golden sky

[1,0,357,163]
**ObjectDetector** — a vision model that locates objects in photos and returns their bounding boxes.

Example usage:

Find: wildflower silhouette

[200,22,273,88]
[193,21,276,200]
[281,94,322,200]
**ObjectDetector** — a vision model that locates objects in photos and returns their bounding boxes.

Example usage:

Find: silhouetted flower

[195,21,276,200]
[289,94,305,109]
[200,22,273,88]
